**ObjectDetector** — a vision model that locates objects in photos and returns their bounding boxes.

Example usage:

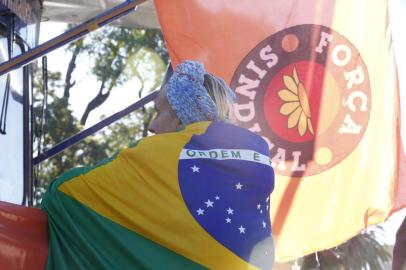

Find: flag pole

[0,0,147,77]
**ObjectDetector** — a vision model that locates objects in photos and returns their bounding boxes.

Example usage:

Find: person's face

[148,87,182,134]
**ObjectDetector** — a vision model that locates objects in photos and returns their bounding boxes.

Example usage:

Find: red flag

[154,0,405,262]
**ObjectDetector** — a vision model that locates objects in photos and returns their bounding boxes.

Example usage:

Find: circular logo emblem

[230,24,371,177]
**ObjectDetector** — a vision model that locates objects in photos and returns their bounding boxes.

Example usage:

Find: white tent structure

[42,0,160,28]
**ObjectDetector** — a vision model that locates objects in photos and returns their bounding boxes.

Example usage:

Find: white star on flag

[226,217,231,223]
[227,208,234,215]
[191,165,200,173]
[205,199,214,208]
[257,204,261,209]
[215,195,220,200]
[238,225,246,234]
[235,182,243,190]
[262,221,267,228]
[197,208,204,215]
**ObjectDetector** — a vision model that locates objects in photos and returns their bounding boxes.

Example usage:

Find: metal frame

[0,15,32,205]
[33,60,175,165]
[1,0,155,205]
[0,0,147,76]
[23,62,31,205]
[33,90,157,165]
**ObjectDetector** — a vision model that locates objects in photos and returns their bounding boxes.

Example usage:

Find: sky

[39,24,145,127]
[38,0,406,245]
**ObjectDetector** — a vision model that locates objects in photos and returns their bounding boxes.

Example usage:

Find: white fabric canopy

[42,0,160,28]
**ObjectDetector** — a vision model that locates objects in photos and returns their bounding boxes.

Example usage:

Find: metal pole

[0,0,147,77]
[32,90,157,165]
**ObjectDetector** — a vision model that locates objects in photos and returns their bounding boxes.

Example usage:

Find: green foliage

[70,26,168,124]
[33,70,110,205]
[33,26,166,206]
[299,226,392,270]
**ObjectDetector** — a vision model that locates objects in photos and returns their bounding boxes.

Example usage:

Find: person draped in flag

[38,60,276,270]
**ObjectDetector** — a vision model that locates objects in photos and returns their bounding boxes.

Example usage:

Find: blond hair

[203,74,235,121]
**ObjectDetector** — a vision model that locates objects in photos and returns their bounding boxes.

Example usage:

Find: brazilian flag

[42,121,275,270]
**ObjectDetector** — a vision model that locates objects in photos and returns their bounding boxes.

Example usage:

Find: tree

[298,225,392,270]
[33,26,168,205]
[32,69,110,205]
[67,26,168,125]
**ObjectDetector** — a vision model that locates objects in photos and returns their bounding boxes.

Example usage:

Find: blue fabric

[166,61,235,125]
[178,121,275,270]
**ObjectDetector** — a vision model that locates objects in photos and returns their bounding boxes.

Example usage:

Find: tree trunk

[63,43,81,99]
[80,81,109,125]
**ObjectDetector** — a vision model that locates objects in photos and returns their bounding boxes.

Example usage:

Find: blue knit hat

[166,60,219,125]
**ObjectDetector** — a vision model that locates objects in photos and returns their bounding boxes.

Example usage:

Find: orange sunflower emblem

[278,66,314,137]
